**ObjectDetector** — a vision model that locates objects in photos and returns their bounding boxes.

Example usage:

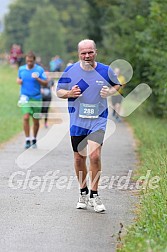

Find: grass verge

[0,64,22,144]
[119,106,167,252]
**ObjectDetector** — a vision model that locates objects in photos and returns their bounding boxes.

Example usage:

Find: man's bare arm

[57,85,81,99]
[100,84,121,98]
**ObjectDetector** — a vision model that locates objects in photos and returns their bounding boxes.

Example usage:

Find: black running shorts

[71,129,105,152]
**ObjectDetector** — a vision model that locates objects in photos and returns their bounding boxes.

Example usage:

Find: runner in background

[17,51,48,149]
[41,72,54,128]
[111,67,126,122]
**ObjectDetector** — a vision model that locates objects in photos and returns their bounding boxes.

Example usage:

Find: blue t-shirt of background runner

[18,64,47,100]
[57,62,120,136]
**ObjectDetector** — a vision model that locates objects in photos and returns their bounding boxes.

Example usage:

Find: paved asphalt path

[0,103,138,252]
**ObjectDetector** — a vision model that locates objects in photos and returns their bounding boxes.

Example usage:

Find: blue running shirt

[18,64,47,100]
[57,62,120,136]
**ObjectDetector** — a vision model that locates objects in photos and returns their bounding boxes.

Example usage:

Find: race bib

[18,95,29,106]
[79,103,99,118]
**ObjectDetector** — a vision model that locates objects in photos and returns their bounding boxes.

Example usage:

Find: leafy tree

[4,0,87,61]
[84,0,104,47]
[4,0,42,50]
[85,0,167,117]
[0,33,6,52]
[24,4,66,67]
[48,0,88,55]
[135,0,167,117]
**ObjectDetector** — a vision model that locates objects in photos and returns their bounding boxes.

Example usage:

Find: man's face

[78,42,97,68]
[26,56,35,69]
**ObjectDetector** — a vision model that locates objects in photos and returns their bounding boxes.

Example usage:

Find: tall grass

[0,64,22,143]
[120,106,167,252]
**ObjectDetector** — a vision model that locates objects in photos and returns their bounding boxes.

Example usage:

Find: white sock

[26,137,30,141]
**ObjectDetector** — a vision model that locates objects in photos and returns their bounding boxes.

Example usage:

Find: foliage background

[0,0,167,117]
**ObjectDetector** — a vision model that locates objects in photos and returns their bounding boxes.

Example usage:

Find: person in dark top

[41,72,54,128]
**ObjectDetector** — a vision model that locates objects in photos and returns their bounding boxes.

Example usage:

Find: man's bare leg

[75,151,89,209]
[23,114,30,137]
[74,152,87,189]
[88,141,106,212]
[32,117,40,139]
[88,141,102,191]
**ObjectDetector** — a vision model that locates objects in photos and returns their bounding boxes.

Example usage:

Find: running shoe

[31,139,37,149]
[76,193,88,209]
[89,195,106,212]
[25,140,31,149]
